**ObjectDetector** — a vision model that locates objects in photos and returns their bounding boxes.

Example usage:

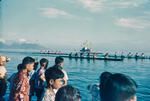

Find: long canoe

[60,55,124,61]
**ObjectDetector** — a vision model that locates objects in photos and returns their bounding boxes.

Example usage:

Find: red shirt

[9,70,30,101]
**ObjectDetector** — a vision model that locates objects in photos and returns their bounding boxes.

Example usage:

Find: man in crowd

[9,56,35,101]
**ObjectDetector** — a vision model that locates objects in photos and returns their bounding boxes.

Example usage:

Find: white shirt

[62,69,69,80]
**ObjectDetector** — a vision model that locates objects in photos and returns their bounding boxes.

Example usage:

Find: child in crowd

[42,67,65,101]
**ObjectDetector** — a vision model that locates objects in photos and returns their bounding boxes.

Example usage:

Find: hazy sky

[0,0,150,52]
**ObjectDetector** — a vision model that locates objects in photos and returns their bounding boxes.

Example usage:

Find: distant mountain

[0,41,45,50]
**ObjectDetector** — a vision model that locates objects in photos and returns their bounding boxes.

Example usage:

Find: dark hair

[40,58,49,69]
[99,72,112,100]
[102,73,137,101]
[34,62,39,70]
[17,64,22,71]
[55,56,64,65]
[21,56,35,70]
[99,71,112,85]
[53,65,63,70]
[45,67,64,87]
[55,85,81,101]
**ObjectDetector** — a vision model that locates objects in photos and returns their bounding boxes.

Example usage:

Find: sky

[0,0,150,52]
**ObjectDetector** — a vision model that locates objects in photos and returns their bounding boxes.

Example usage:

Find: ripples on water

[2,52,150,101]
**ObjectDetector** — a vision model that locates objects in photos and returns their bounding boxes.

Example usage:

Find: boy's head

[102,73,137,101]
[45,67,64,89]
[55,56,64,67]
[40,58,49,69]
[22,56,35,72]
[55,85,81,101]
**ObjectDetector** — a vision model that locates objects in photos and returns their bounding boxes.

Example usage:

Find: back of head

[22,56,35,69]
[99,72,112,99]
[55,56,64,65]
[100,71,112,85]
[55,85,81,101]
[45,67,64,86]
[40,58,49,69]
[102,73,137,101]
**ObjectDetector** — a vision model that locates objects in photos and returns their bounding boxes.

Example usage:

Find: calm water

[1,51,150,101]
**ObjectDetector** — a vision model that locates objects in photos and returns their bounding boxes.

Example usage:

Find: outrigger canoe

[60,55,124,61]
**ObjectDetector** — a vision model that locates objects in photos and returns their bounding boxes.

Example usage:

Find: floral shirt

[9,70,30,101]
[42,89,57,101]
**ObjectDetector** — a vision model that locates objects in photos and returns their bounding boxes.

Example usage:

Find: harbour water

[1,50,150,101]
